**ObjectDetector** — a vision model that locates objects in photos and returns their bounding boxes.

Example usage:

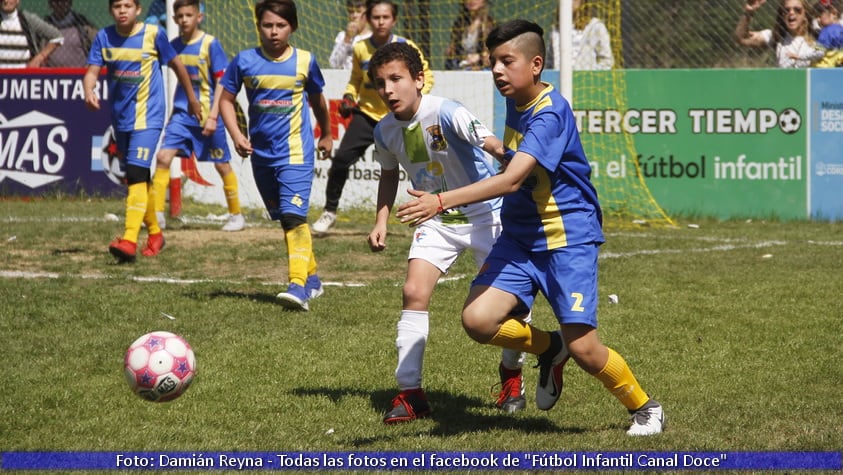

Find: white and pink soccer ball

[124,331,196,402]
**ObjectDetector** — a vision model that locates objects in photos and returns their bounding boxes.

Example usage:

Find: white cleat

[222,213,246,232]
[627,400,664,436]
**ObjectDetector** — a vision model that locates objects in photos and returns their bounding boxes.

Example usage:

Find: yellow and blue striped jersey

[220,46,324,167]
[502,83,604,251]
[170,32,228,124]
[345,35,434,122]
[87,23,175,132]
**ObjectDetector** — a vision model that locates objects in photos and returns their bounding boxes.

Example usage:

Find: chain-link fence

[24,0,792,69]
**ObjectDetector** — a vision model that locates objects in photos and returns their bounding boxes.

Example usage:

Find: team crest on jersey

[426,125,447,152]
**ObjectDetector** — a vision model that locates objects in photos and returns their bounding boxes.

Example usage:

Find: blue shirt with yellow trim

[502,83,604,251]
[170,32,228,125]
[87,23,175,132]
[220,46,324,167]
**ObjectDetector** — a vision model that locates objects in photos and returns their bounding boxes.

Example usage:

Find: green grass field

[1,197,842,473]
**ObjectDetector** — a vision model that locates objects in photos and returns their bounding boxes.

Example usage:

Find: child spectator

[311,0,433,236]
[328,0,371,69]
[813,0,843,66]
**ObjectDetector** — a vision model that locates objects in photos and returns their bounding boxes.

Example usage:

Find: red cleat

[109,238,137,263]
[141,232,166,257]
[383,388,431,424]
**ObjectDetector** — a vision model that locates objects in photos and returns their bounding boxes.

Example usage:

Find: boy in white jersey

[366,42,527,423]
[152,0,245,232]
[396,20,663,436]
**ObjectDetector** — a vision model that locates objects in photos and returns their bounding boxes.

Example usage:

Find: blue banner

[2,451,840,471]
[809,68,843,220]
[0,68,122,196]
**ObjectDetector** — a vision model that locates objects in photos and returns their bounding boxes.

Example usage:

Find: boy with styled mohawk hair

[83,0,203,263]
[365,41,529,423]
[151,0,245,232]
[396,19,664,436]
[218,0,332,311]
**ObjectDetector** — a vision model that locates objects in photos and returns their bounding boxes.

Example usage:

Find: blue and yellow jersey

[502,83,605,251]
[220,46,324,166]
[345,35,434,122]
[87,23,175,132]
[170,32,228,124]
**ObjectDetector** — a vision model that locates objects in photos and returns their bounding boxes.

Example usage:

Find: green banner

[615,69,807,219]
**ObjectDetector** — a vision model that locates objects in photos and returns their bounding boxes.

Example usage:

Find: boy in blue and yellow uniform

[152,0,245,232]
[218,0,332,311]
[83,0,202,263]
[397,20,664,436]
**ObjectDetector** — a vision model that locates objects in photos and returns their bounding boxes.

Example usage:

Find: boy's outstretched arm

[396,151,537,226]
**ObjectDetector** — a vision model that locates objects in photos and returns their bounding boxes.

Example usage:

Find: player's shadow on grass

[291,386,584,444]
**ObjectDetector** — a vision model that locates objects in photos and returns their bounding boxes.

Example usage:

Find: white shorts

[407,216,502,273]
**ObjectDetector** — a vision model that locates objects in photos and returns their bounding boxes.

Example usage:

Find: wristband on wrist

[436,194,445,215]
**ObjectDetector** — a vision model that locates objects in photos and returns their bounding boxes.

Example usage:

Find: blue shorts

[160,117,231,163]
[251,162,312,220]
[114,129,162,169]
[472,233,600,327]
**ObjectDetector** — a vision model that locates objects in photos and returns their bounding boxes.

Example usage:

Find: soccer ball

[779,108,801,134]
[100,125,126,185]
[124,331,196,402]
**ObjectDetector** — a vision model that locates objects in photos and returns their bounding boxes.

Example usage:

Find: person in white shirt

[328,0,371,69]
[548,0,614,71]
[736,0,823,67]
[0,0,63,68]
[366,41,528,424]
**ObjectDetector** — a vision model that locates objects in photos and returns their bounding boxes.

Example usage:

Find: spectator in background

[547,0,614,70]
[311,0,434,236]
[736,0,823,67]
[444,0,495,70]
[813,0,843,66]
[329,0,371,69]
[0,0,63,68]
[44,0,96,68]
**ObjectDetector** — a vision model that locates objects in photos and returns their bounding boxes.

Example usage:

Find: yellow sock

[144,182,161,235]
[284,223,312,287]
[595,347,650,410]
[222,171,241,216]
[488,319,551,354]
[308,250,318,276]
[122,183,147,243]
[152,167,170,214]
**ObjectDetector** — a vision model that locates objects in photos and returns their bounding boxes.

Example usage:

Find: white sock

[395,310,429,390]
[500,311,532,370]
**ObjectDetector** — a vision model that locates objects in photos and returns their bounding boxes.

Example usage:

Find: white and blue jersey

[373,94,501,225]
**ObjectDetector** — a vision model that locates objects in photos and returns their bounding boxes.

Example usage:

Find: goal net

[198,0,674,227]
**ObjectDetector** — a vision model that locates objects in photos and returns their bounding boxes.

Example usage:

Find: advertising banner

[0,69,121,196]
[512,69,809,220]
[809,68,843,220]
